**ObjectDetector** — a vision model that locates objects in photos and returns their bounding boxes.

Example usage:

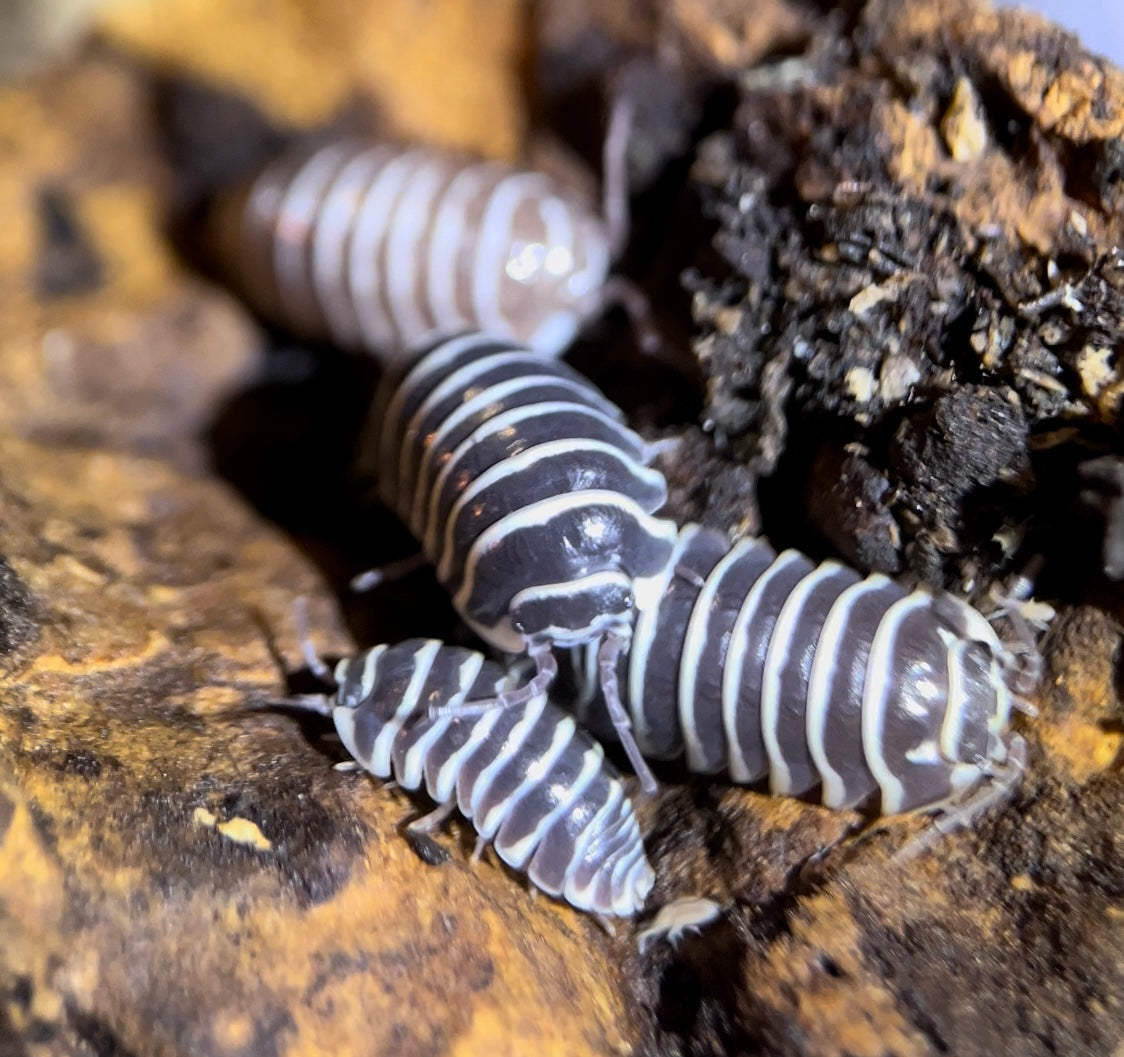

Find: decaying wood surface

[0,1,1119,1055]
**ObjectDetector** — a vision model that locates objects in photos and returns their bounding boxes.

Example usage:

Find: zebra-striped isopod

[211,133,628,360]
[369,331,678,789]
[566,523,1026,818]
[372,332,676,649]
[282,639,655,916]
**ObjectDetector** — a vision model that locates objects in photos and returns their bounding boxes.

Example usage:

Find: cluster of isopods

[218,129,1030,922]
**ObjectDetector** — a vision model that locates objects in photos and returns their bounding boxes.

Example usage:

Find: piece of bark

[0,431,650,1057]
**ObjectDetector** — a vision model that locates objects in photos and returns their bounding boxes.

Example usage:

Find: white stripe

[461,613,523,655]
[432,701,505,806]
[400,652,482,790]
[806,576,889,808]
[244,162,288,287]
[409,369,605,537]
[558,198,611,303]
[945,595,1005,652]
[610,841,649,915]
[618,853,655,915]
[479,704,578,840]
[245,160,286,236]
[331,646,388,772]
[398,350,543,520]
[383,339,622,495]
[385,154,449,343]
[507,570,639,645]
[939,638,970,762]
[527,312,582,357]
[561,779,625,905]
[537,195,574,280]
[954,602,1016,756]
[331,642,385,701]
[399,715,452,791]
[426,396,638,565]
[359,645,383,700]
[677,535,740,772]
[861,591,928,813]
[472,172,550,336]
[369,640,441,777]
[467,692,546,821]
[628,527,698,754]
[539,192,609,307]
[504,743,604,869]
[565,642,602,727]
[349,151,419,351]
[988,666,1014,760]
[273,145,350,328]
[377,333,495,499]
[310,146,386,347]
[330,708,365,773]
[761,561,842,794]
[426,164,492,330]
[437,437,664,577]
[720,550,804,782]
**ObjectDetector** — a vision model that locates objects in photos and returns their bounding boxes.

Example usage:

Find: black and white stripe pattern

[566,524,1021,815]
[222,140,613,359]
[325,640,654,916]
[371,332,678,656]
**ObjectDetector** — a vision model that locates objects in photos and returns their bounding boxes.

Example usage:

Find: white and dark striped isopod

[565,523,1026,819]
[281,639,655,916]
[211,125,634,360]
[369,331,679,790]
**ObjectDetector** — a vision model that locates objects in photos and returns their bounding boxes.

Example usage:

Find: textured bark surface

[0,1,1121,1056]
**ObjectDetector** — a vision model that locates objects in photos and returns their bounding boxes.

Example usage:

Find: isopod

[369,331,679,790]
[210,103,640,360]
[279,638,655,916]
[565,523,1027,819]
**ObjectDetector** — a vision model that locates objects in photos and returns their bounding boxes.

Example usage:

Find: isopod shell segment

[370,331,678,656]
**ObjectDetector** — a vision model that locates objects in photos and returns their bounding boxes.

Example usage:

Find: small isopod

[277,638,655,916]
[636,896,723,952]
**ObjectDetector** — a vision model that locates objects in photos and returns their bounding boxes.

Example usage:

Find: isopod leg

[895,735,1028,861]
[601,275,661,355]
[407,799,458,835]
[293,596,334,683]
[602,93,634,258]
[349,552,429,592]
[598,632,660,797]
[934,735,1028,836]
